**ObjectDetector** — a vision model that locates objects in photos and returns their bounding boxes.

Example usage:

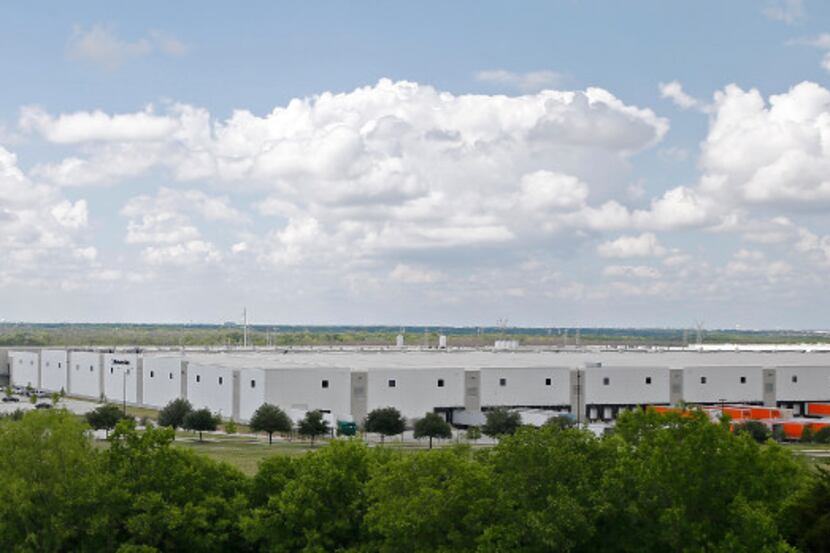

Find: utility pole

[243,307,248,349]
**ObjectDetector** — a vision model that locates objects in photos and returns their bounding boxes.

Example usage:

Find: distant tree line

[4,323,830,347]
[0,407,828,552]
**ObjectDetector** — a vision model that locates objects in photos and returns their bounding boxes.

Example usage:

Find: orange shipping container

[779,421,830,439]
[722,407,751,420]
[749,407,781,420]
[807,403,830,417]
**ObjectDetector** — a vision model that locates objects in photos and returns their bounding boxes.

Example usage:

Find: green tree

[29,393,37,406]
[364,407,406,444]
[466,426,482,443]
[481,424,609,552]
[413,412,452,449]
[814,426,830,444]
[781,465,830,553]
[298,410,329,445]
[545,414,576,430]
[365,446,498,552]
[86,403,126,438]
[801,424,815,443]
[482,408,521,438]
[105,421,251,552]
[243,440,380,552]
[3,386,11,399]
[183,408,218,441]
[249,403,292,444]
[0,410,109,552]
[51,391,61,406]
[597,409,804,552]
[157,398,193,432]
[735,420,772,443]
[224,420,238,434]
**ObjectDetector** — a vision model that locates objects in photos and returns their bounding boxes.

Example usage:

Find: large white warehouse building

[8,348,830,423]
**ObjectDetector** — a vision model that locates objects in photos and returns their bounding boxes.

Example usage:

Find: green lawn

[171,434,322,474]
[170,432,479,474]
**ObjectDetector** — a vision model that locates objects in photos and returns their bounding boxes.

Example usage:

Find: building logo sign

[112,359,131,366]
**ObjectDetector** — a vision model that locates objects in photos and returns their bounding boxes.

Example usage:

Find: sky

[2,0,830,328]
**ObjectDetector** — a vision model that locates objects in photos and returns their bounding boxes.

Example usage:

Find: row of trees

[1,407,827,552]
[158,399,331,443]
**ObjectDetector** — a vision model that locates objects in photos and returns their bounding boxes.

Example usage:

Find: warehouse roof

[143,349,830,371]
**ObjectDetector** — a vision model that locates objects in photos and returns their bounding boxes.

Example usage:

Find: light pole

[123,368,131,415]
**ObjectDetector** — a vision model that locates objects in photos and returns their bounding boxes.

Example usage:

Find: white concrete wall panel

[40,350,68,392]
[584,366,670,405]
[142,356,183,408]
[187,363,234,418]
[9,351,39,388]
[682,366,764,404]
[103,353,139,404]
[775,366,830,402]
[261,367,352,422]
[69,352,102,399]
[366,367,465,420]
[479,367,571,407]
[239,368,266,422]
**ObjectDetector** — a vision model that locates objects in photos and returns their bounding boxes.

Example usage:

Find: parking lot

[1,388,99,417]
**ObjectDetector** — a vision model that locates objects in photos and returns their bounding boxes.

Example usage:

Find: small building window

[250,379,256,388]
[792,375,798,383]
[700,376,707,384]
[90,366,93,372]
[603,377,610,386]
[322,379,329,389]
[437,379,445,388]
[45,362,50,367]
[388,379,397,388]
[30,360,34,366]
[58,362,62,369]
[169,372,173,380]
[150,371,154,378]
[218,376,223,385]
[499,378,507,387]
[740,376,747,384]
[110,367,114,374]
[645,377,652,384]
[196,375,201,383]
[545,378,552,386]
[76,364,79,371]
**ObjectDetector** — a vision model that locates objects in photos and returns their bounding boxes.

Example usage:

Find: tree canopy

[413,412,452,449]
[157,398,192,431]
[85,403,126,438]
[482,408,522,438]
[248,403,292,444]
[364,407,406,444]
[297,410,330,444]
[0,405,820,552]
[182,408,218,441]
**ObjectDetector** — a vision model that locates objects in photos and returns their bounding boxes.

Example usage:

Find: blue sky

[2,0,830,327]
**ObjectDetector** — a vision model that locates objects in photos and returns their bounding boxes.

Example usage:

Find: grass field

[172,433,323,474]
[169,432,481,474]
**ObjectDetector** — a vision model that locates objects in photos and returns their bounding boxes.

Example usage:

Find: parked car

[35,402,52,409]
[2,396,20,403]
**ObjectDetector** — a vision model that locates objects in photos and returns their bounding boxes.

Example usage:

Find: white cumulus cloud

[598,233,666,258]
[475,69,563,92]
